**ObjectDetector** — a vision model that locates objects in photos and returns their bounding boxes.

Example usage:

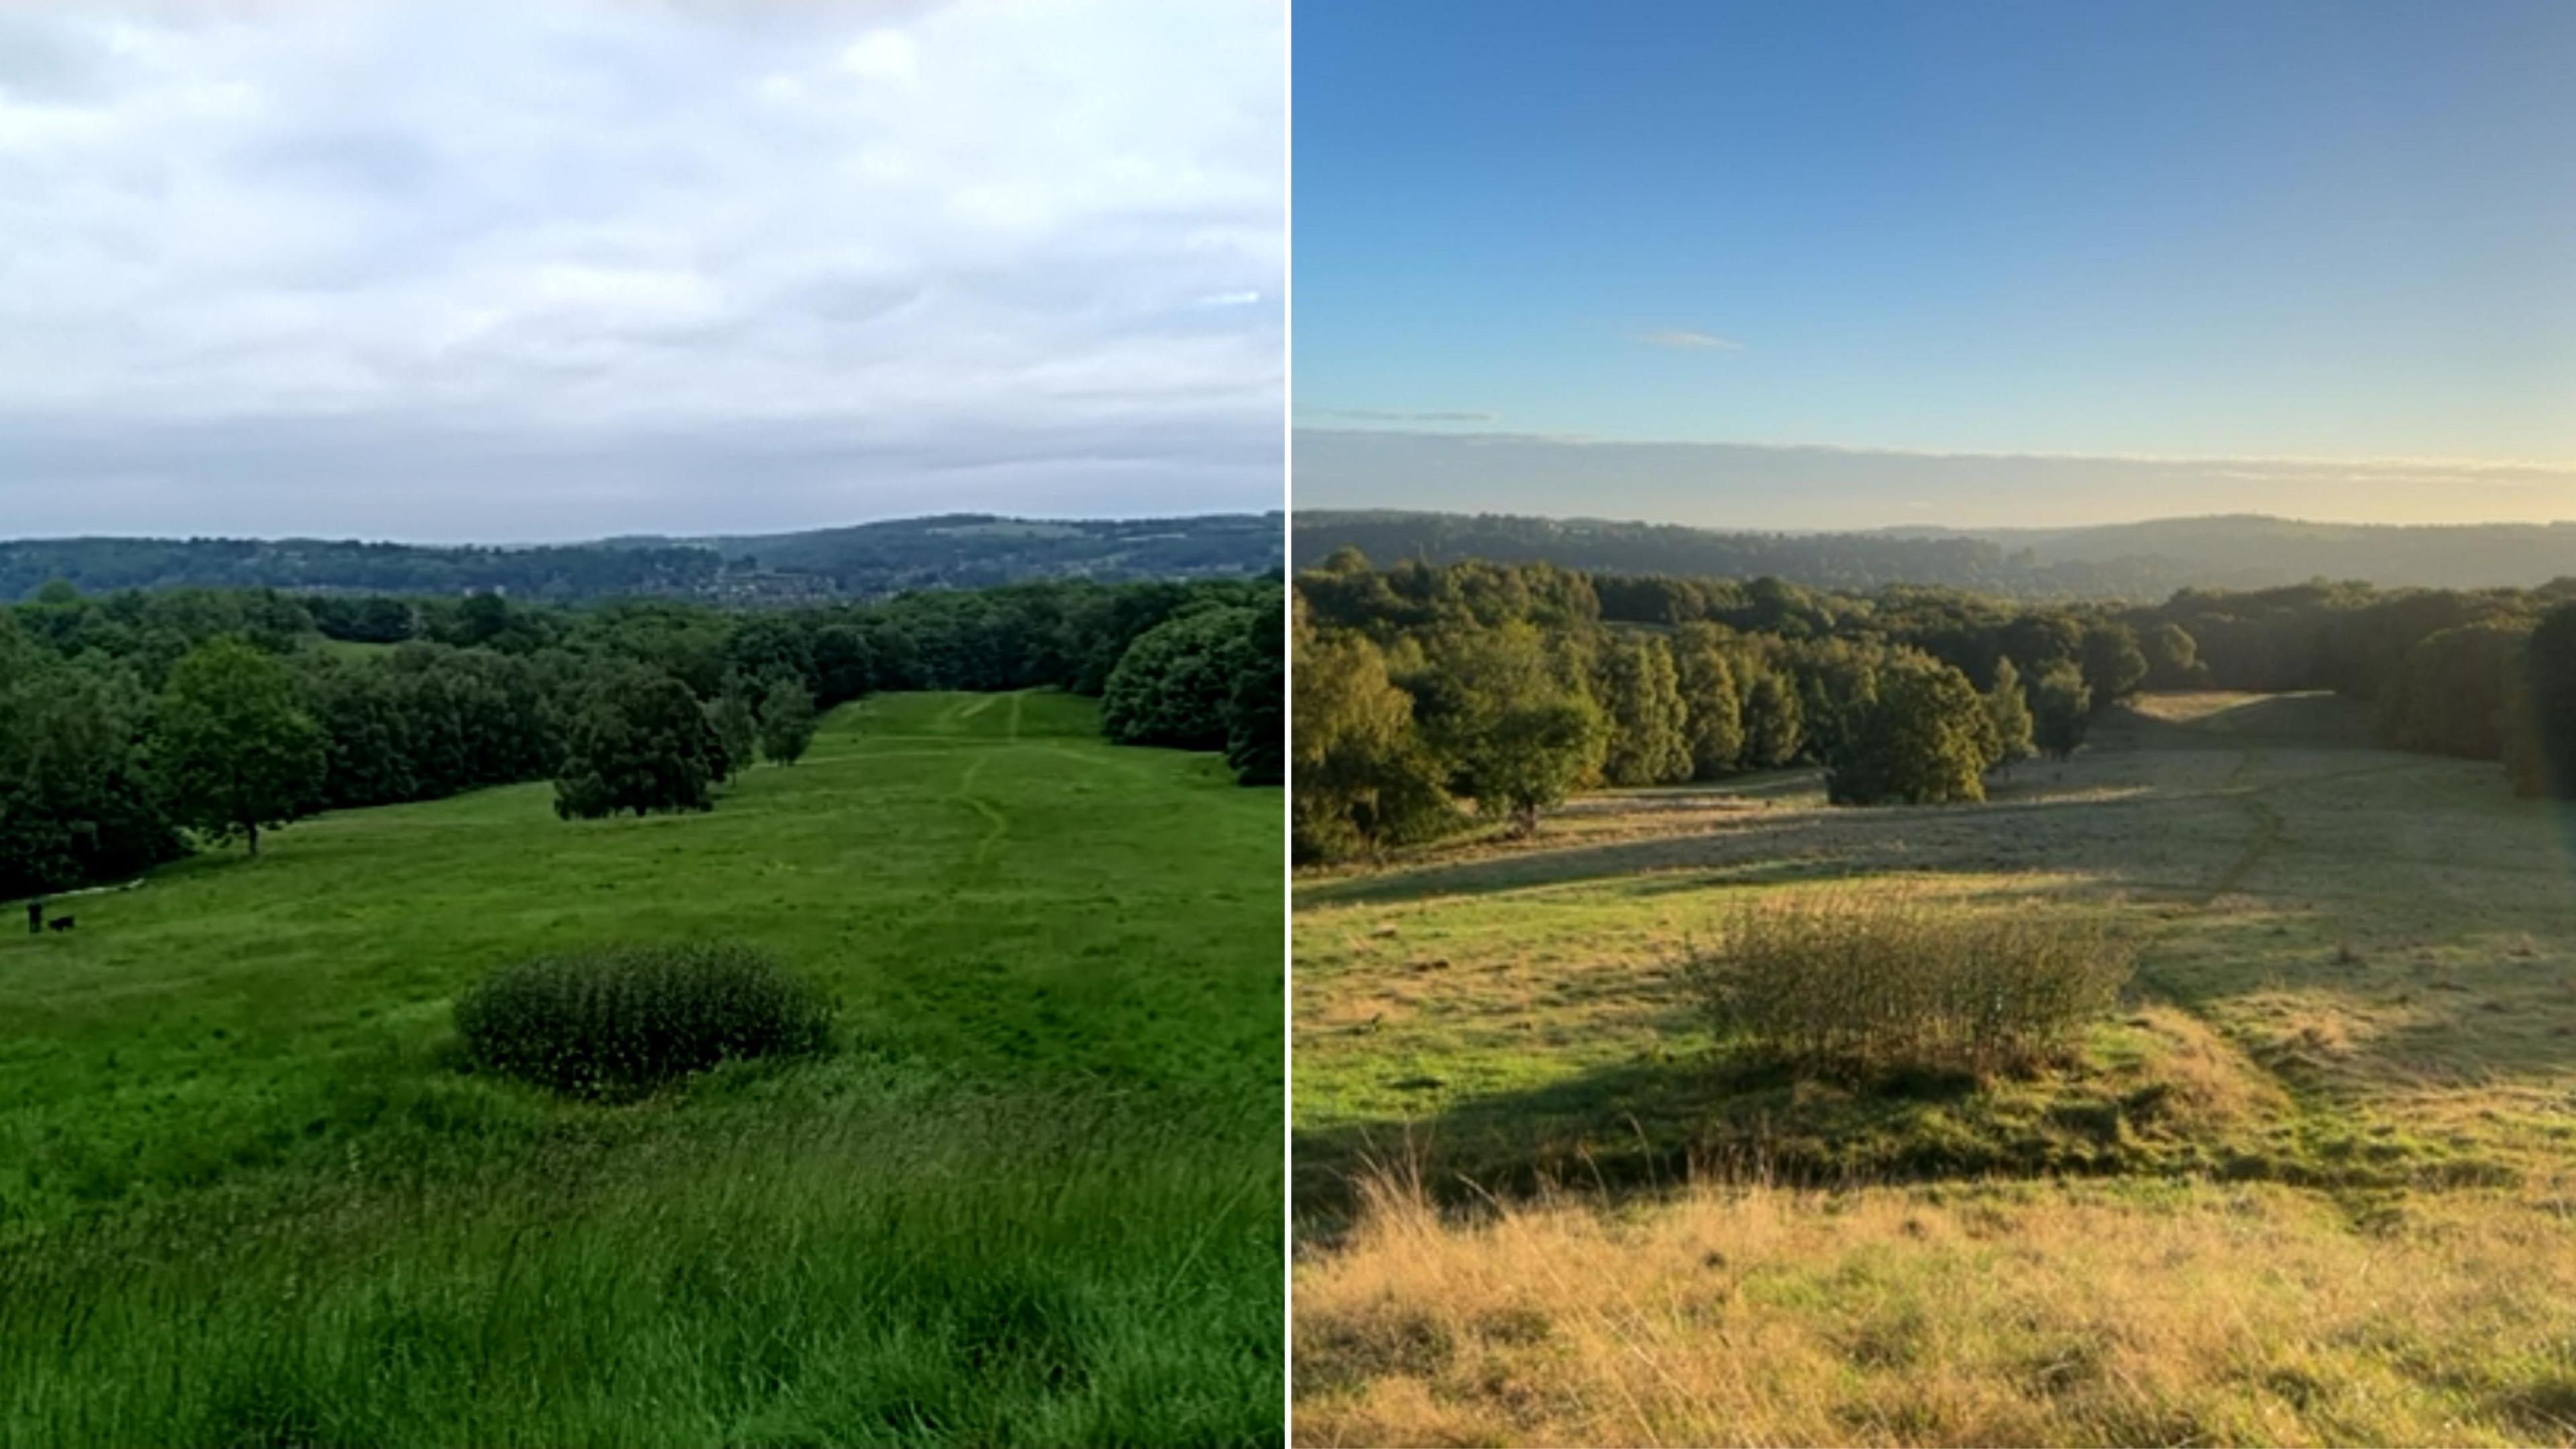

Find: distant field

[1292,693,2576,1446]
[1,692,1283,1447]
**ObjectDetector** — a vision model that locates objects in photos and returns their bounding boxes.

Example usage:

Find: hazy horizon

[0,503,1284,551]
[1295,427,2576,532]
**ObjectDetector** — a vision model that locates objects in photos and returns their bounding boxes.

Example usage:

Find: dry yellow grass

[1295,1169,2576,1447]
[1295,694,2576,1445]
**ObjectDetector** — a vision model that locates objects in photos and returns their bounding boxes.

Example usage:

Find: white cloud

[838,30,919,85]
[1633,328,1742,350]
[0,1,1285,539]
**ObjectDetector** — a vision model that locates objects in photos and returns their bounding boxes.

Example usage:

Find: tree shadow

[1292,1043,2179,1231]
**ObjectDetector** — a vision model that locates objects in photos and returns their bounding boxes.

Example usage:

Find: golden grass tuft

[1686,885,2135,1081]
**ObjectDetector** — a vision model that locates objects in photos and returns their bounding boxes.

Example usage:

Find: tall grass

[1293,1164,2576,1448]
[453,942,835,1097]
[0,1081,1281,1448]
[1687,886,2133,1079]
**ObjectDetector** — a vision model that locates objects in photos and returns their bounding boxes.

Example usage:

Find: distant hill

[1294,510,2576,597]
[0,512,1285,603]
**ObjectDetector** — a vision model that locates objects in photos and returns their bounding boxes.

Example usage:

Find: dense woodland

[0,513,1284,604]
[0,576,1281,900]
[1293,549,2576,861]
[1294,510,2576,598]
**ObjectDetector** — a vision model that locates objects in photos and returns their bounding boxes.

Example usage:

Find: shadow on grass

[1292,1050,2176,1230]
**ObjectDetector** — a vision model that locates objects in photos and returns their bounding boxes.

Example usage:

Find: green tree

[1102,604,1263,751]
[1471,694,1607,834]
[0,661,184,895]
[1740,667,1805,769]
[1671,624,1746,778]
[553,669,723,819]
[2080,623,2149,708]
[1291,623,1452,860]
[2033,662,2093,760]
[2503,663,2546,798]
[708,682,759,777]
[1983,655,2036,770]
[758,677,818,767]
[1825,658,1995,806]
[2001,613,2086,675]
[1595,635,1692,786]
[2379,622,2526,759]
[154,638,327,857]
[2141,621,2202,688]
[2518,602,2576,799]
[1413,624,1607,835]
[1222,603,1284,786]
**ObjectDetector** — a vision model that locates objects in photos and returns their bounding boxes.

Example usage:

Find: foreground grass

[1296,1170,2576,1447]
[1,691,1283,1447]
[1293,692,2576,1444]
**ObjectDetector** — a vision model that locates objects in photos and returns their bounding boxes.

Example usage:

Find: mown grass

[1,690,1283,1447]
[1293,692,2576,1444]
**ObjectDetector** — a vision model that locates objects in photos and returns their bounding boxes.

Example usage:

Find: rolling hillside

[0,512,1285,604]
[1294,509,2576,597]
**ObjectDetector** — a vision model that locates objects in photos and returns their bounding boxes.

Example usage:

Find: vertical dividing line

[1277,0,1297,1434]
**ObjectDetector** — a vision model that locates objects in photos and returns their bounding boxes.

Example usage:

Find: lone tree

[1417,624,1606,835]
[1825,658,1996,806]
[1468,694,1607,834]
[156,638,327,858]
[758,677,818,767]
[2033,662,2094,760]
[554,669,723,819]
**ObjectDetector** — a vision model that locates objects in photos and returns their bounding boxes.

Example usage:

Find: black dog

[46,916,72,932]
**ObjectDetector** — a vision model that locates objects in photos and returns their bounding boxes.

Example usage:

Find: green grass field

[1,690,1283,1448]
[1293,693,2576,1445]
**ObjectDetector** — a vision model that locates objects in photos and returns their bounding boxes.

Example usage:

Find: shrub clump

[1686,888,2133,1081]
[453,943,833,1096]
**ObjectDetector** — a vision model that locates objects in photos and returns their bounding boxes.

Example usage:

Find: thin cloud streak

[1632,329,1742,350]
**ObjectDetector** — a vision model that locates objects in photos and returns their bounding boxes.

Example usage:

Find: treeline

[1,513,1286,604]
[1,578,1281,899]
[1291,551,2576,861]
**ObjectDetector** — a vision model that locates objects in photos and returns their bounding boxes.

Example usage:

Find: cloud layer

[0,1,1284,541]
[1295,429,2576,529]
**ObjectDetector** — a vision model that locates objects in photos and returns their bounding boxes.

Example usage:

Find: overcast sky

[0,1,1284,543]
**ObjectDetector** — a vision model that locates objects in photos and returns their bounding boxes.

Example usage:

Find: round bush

[453,943,833,1096]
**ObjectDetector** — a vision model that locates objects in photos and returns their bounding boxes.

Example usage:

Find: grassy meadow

[1292,692,2576,1446]
[1,690,1283,1448]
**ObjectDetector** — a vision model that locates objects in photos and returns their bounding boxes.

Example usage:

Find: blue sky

[1293,0,2576,526]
